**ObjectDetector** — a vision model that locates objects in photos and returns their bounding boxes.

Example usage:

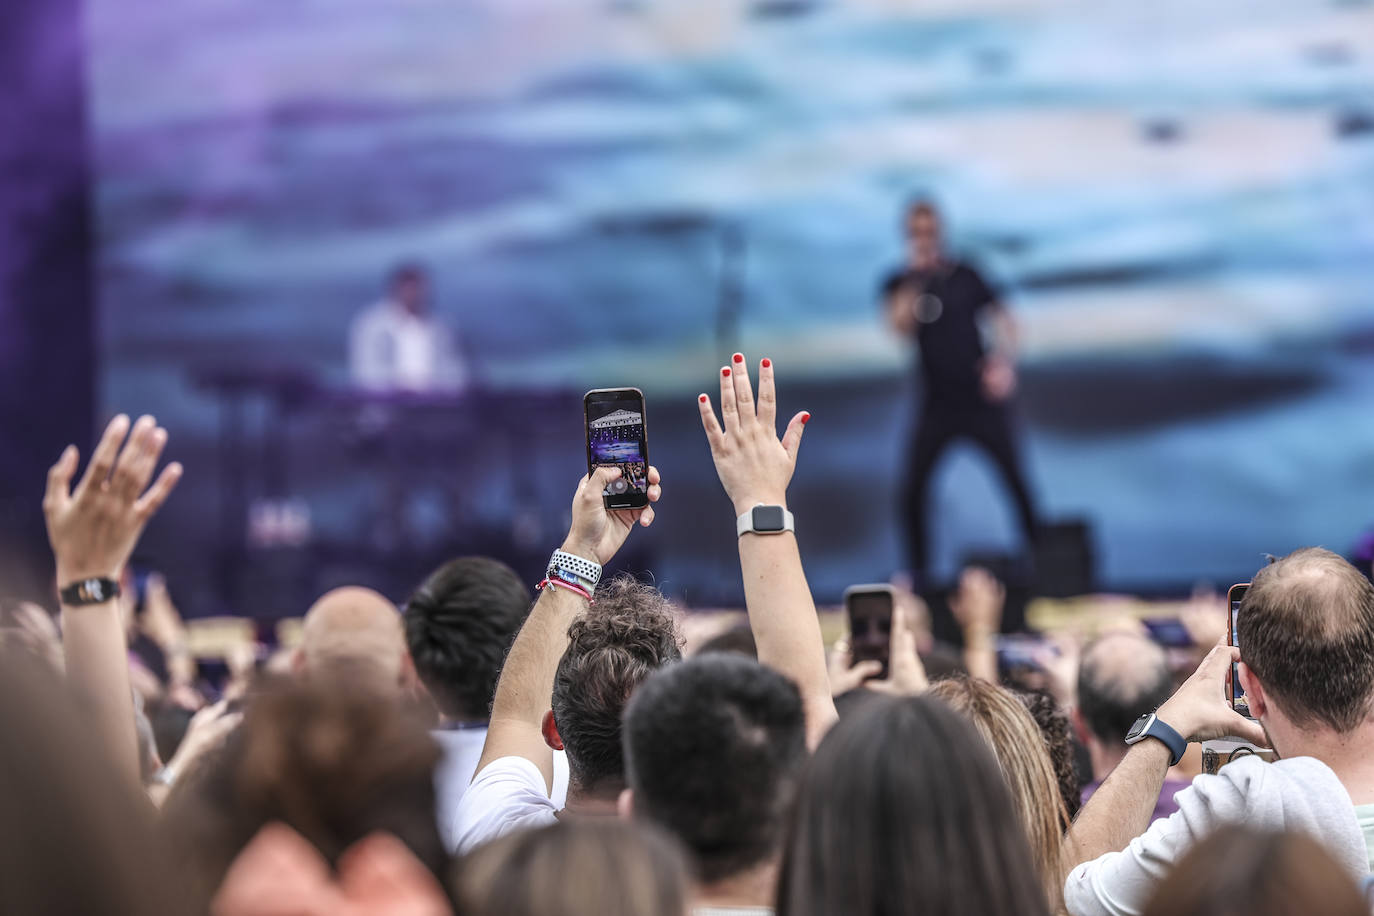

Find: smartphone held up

[1226,582,1251,719]
[584,388,650,511]
[844,585,896,681]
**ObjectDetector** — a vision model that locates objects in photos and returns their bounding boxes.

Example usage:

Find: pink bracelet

[537,576,594,604]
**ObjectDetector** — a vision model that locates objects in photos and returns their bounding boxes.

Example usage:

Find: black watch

[59,577,121,606]
[1124,712,1187,767]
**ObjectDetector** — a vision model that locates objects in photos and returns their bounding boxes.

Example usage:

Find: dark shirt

[882,261,999,404]
[1081,776,1190,824]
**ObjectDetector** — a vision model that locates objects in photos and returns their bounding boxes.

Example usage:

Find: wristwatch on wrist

[58,577,121,607]
[1124,712,1187,767]
[736,505,794,538]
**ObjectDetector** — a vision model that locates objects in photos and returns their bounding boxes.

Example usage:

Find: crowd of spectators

[3,355,1373,915]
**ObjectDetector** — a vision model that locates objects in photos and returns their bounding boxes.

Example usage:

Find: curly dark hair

[551,576,682,796]
[403,556,532,720]
[1015,688,1081,825]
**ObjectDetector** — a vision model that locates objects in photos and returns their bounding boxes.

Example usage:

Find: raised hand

[560,465,661,566]
[866,604,930,696]
[44,414,182,585]
[697,354,809,514]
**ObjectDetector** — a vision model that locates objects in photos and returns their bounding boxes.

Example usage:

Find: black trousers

[900,398,1038,582]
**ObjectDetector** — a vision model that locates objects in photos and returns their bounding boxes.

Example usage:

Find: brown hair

[1142,825,1368,916]
[453,819,690,916]
[929,677,1068,909]
[162,676,444,909]
[1239,547,1374,731]
[551,575,682,796]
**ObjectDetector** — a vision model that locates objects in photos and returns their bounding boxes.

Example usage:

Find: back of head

[1239,547,1374,732]
[0,648,182,914]
[693,624,758,659]
[929,676,1067,906]
[299,587,406,693]
[1077,633,1174,745]
[779,694,1047,916]
[454,819,689,916]
[551,576,682,797]
[624,653,805,884]
[404,556,531,720]
[1142,825,1368,916]
[162,677,443,909]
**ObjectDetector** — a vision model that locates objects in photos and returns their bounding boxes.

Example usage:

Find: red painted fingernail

[733,353,744,363]
[801,412,811,424]
[761,358,771,368]
[699,394,708,403]
[722,367,731,377]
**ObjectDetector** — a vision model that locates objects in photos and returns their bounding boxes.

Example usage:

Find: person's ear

[541,710,564,751]
[1238,662,1267,720]
[398,650,419,691]
[291,648,307,677]
[1070,707,1092,747]
[617,788,634,821]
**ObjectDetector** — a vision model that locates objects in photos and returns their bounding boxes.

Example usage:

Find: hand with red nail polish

[697,355,835,748]
[697,352,810,517]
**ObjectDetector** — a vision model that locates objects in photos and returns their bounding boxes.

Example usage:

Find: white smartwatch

[736,505,794,537]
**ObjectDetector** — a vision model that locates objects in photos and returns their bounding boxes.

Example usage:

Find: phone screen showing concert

[585,391,649,508]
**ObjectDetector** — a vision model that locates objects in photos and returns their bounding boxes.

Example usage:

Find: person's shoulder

[880,266,911,296]
[352,299,394,330]
[452,756,559,853]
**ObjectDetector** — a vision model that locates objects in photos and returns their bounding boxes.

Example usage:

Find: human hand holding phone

[1157,640,1268,746]
[560,464,661,567]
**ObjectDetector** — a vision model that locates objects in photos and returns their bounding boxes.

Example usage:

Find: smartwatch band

[736,505,795,538]
[1125,712,1187,767]
[548,550,602,590]
[59,577,121,607]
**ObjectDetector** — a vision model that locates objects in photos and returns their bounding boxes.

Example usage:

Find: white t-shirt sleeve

[451,756,559,854]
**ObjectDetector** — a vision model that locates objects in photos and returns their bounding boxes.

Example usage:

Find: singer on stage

[881,199,1038,585]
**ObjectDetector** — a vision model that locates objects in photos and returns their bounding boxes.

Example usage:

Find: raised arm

[1064,643,1268,871]
[474,464,660,791]
[699,354,837,749]
[43,414,183,788]
[951,566,1004,682]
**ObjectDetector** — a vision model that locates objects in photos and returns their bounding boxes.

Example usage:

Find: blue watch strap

[1148,717,1187,767]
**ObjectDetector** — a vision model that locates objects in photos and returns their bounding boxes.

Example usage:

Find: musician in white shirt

[349,263,465,392]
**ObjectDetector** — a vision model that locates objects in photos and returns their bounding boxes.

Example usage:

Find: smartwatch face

[1125,714,1153,743]
[751,505,786,532]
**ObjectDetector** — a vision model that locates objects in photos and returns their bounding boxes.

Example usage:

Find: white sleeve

[451,756,559,854]
[1064,767,1251,916]
[349,306,391,389]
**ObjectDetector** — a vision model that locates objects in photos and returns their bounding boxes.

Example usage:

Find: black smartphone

[1227,583,1252,718]
[844,585,895,681]
[584,388,650,510]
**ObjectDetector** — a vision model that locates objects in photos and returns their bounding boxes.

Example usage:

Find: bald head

[1077,633,1173,746]
[298,587,407,693]
[1240,547,1374,732]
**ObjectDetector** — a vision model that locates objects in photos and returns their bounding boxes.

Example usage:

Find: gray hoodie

[1064,755,1368,916]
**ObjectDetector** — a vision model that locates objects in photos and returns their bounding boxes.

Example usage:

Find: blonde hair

[930,677,1068,911]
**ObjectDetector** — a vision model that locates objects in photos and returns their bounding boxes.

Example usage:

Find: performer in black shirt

[881,199,1037,584]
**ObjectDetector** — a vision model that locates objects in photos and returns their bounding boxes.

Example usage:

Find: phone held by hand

[584,388,650,511]
[1226,582,1253,719]
[844,585,895,681]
